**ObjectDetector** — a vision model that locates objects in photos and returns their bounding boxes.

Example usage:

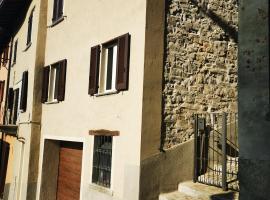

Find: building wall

[163,0,238,148]
[238,0,270,199]
[0,43,14,199]
[0,47,8,123]
[37,0,147,199]
[7,0,46,199]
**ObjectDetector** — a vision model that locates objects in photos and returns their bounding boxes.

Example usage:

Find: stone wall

[163,0,238,148]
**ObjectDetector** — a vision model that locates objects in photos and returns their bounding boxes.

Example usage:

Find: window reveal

[102,44,118,92]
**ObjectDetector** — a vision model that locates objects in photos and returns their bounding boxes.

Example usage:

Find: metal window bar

[92,135,112,188]
[194,112,239,191]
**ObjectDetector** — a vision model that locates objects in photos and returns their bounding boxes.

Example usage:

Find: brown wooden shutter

[41,66,50,103]
[116,33,130,91]
[57,59,67,101]
[88,45,100,95]
[0,81,4,102]
[58,0,64,17]
[0,140,10,198]
[7,88,14,110]
[52,0,57,21]
[20,71,28,112]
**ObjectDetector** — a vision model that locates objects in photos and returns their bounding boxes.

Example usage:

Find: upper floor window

[41,59,67,103]
[26,11,33,46]
[0,81,5,104]
[88,33,130,96]
[7,88,19,124]
[0,45,9,67]
[52,0,64,23]
[13,40,18,64]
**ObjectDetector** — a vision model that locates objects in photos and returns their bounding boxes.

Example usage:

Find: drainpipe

[0,37,13,175]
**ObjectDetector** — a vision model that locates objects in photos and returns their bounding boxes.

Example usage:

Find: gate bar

[193,114,198,183]
[222,112,228,191]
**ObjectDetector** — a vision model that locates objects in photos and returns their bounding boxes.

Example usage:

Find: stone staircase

[159,181,239,200]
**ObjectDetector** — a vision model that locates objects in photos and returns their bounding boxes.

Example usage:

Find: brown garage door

[57,142,83,200]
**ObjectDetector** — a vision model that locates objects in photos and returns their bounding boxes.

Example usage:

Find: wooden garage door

[57,142,83,200]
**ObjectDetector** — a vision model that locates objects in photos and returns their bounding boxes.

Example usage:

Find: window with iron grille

[92,136,112,188]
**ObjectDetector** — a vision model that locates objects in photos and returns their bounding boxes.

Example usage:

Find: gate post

[222,112,228,191]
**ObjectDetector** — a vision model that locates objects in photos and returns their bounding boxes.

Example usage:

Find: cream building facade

[37,0,165,199]
[1,0,167,199]
[2,0,270,200]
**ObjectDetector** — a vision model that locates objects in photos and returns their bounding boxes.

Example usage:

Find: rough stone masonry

[163,0,238,148]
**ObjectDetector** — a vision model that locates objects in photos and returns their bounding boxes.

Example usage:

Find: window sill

[44,100,59,104]
[49,16,65,28]
[89,183,113,196]
[94,90,118,97]
[24,42,32,52]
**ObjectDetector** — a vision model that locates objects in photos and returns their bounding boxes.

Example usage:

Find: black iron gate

[193,112,239,191]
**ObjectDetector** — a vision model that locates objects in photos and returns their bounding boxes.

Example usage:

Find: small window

[26,12,33,46]
[41,59,67,103]
[88,33,130,96]
[92,136,113,188]
[0,81,5,103]
[52,0,64,23]
[13,40,18,64]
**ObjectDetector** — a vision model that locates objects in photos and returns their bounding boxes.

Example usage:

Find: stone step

[159,181,239,200]
[159,191,207,200]
[178,181,238,200]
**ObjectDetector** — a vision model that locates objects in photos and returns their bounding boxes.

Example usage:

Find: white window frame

[47,65,58,103]
[98,44,118,95]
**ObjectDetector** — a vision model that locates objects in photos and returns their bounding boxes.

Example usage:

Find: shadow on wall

[3,183,10,200]
[210,191,237,200]
[190,0,238,43]
[140,139,194,200]
[161,0,239,149]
